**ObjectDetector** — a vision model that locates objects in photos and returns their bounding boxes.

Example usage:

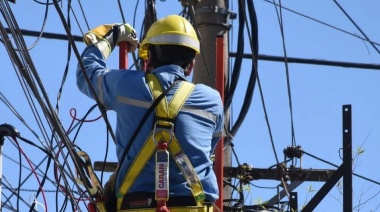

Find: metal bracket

[194,6,236,30]
[301,104,353,211]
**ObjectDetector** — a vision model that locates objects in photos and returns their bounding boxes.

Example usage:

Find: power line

[7,27,380,71]
[4,28,83,42]
[230,52,380,70]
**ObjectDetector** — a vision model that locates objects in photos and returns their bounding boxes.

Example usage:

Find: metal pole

[193,1,231,210]
[215,35,225,211]
[0,124,20,211]
[342,105,353,211]
[119,42,128,69]
[0,137,3,211]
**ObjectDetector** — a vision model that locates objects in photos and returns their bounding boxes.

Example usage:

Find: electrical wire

[3,1,380,211]
[1,0,94,209]
[333,0,380,55]
[55,0,72,116]
[263,0,380,47]
[229,0,258,137]
[52,0,116,145]
[270,0,297,147]
[65,0,86,36]
[49,4,115,208]
[11,137,48,211]
[76,0,90,31]
[302,150,380,186]
[1,2,136,210]
[2,177,35,211]
[32,0,61,5]
[224,0,245,112]
[23,0,49,50]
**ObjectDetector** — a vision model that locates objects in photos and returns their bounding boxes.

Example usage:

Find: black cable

[249,182,278,190]
[26,0,50,50]
[55,0,72,116]
[32,0,61,5]
[29,131,59,212]
[117,0,126,23]
[2,152,55,185]
[66,0,85,36]
[0,92,42,141]
[16,137,50,155]
[1,177,36,211]
[271,0,297,149]
[56,150,77,212]
[100,127,110,184]
[3,1,80,205]
[333,0,380,55]
[224,0,245,112]
[132,0,141,28]
[228,141,241,166]
[1,138,55,209]
[53,0,117,158]
[267,158,292,169]
[2,6,81,210]
[76,0,90,31]
[130,1,141,69]
[56,0,117,141]
[224,178,243,208]
[240,0,281,172]
[263,0,380,47]
[230,0,258,136]
[70,104,98,143]
[32,1,75,210]
[302,150,380,186]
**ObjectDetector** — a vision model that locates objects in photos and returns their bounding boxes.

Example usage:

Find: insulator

[284,145,303,159]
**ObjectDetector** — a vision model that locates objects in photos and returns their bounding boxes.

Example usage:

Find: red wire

[53,141,93,202]
[69,108,102,123]
[12,137,48,212]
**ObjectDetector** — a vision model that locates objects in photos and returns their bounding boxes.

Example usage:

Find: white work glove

[84,23,139,59]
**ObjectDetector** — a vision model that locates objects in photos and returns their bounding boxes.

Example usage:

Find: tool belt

[119,205,213,212]
[118,192,213,212]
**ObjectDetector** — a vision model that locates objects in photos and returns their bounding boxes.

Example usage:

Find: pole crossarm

[224,166,336,182]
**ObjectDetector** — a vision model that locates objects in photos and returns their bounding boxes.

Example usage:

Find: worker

[77,15,224,211]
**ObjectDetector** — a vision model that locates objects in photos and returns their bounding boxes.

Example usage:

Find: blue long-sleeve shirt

[76,45,224,202]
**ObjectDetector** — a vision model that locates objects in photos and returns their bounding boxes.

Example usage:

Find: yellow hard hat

[139,15,200,60]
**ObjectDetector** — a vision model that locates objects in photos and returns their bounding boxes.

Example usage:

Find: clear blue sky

[1,1,380,211]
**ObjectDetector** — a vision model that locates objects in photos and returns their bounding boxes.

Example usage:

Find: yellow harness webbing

[116,74,206,211]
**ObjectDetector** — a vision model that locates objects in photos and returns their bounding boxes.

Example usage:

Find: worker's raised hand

[83,23,139,59]
[116,23,139,52]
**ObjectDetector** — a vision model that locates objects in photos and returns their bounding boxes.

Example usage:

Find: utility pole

[192,0,231,210]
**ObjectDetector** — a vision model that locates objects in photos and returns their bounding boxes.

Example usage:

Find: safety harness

[116,74,211,212]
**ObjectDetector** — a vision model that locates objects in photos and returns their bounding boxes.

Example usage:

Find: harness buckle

[153,122,174,145]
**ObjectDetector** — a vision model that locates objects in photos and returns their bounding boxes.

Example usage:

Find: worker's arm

[76,23,139,106]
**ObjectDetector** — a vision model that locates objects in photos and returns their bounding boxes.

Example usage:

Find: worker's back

[109,64,224,203]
